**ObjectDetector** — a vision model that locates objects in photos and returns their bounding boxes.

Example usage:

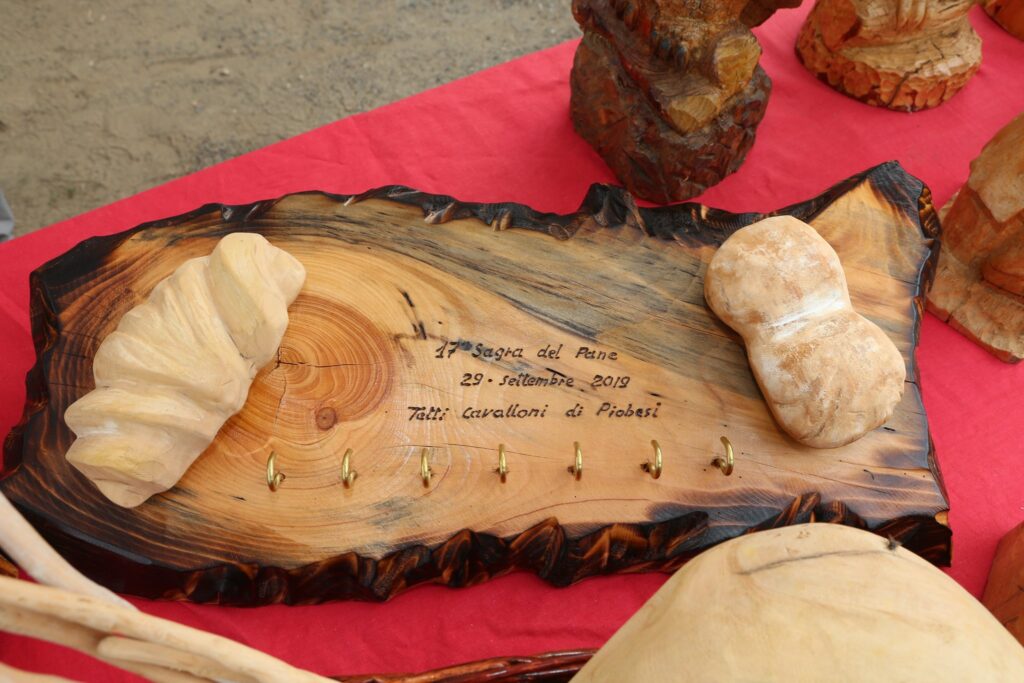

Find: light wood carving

[705,216,905,447]
[985,0,1024,39]
[928,113,1024,362]
[796,0,982,110]
[573,523,1024,682]
[64,232,306,507]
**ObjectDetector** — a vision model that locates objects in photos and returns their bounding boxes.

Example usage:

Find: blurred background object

[0,191,12,242]
[0,1,578,238]
[985,0,1024,39]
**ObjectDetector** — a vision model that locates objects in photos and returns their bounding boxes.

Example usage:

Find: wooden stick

[98,636,259,683]
[95,657,211,683]
[0,661,78,682]
[0,577,332,683]
[0,603,104,655]
[0,491,132,608]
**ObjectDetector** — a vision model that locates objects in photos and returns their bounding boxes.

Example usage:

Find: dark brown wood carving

[569,0,800,204]
[0,162,948,605]
[335,650,594,683]
[985,0,1024,40]
[983,521,1024,645]
[796,0,981,110]
[928,113,1024,362]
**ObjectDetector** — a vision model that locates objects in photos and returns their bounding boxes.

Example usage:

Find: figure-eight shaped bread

[65,233,306,507]
[704,216,905,448]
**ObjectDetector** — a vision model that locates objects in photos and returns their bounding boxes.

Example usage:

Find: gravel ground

[0,0,579,237]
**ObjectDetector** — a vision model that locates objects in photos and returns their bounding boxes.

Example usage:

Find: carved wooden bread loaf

[704,216,905,448]
[572,523,1024,682]
[64,233,306,507]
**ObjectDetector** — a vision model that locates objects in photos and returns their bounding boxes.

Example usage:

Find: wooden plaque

[1,162,949,604]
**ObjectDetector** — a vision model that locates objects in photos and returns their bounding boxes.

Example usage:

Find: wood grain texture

[0,553,16,578]
[1,162,948,605]
[335,650,593,683]
[983,521,1024,645]
[796,0,981,111]
[928,113,1024,362]
[569,0,793,204]
[985,0,1024,39]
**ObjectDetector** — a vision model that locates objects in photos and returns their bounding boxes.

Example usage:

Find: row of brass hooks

[265,437,735,491]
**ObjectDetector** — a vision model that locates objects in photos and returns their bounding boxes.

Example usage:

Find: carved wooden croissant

[704,216,905,448]
[64,233,306,507]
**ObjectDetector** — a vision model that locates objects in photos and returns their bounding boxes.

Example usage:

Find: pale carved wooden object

[0,165,949,605]
[570,0,800,204]
[65,233,306,506]
[985,0,1024,39]
[573,524,1024,682]
[796,0,982,110]
[928,113,1024,362]
[982,521,1024,646]
[705,216,905,448]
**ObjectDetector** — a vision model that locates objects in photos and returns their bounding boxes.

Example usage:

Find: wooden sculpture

[985,0,1024,39]
[928,113,1024,362]
[983,521,1024,646]
[569,0,800,204]
[796,0,982,110]
[64,233,306,507]
[573,524,1024,682]
[705,216,905,448]
[0,164,950,605]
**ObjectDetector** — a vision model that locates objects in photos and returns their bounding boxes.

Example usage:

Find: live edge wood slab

[0,162,949,605]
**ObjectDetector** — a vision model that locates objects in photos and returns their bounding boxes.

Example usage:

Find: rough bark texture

[985,0,1024,39]
[796,0,982,111]
[335,650,594,682]
[1,163,948,605]
[927,113,1024,362]
[983,521,1024,646]
[569,0,793,204]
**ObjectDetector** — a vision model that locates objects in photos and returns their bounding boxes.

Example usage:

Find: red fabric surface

[2,5,1024,680]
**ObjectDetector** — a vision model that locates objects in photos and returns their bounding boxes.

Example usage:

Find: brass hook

[420,448,433,487]
[266,451,285,491]
[711,436,734,476]
[567,441,583,480]
[341,448,357,488]
[643,439,663,479]
[496,443,508,482]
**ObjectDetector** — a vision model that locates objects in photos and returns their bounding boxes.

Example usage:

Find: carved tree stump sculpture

[928,113,1024,362]
[985,0,1024,38]
[569,0,800,204]
[796,0,982,110]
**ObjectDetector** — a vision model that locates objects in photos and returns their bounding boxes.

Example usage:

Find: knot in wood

[315,407,337,430]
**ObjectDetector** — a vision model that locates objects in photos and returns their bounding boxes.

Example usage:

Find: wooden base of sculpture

[1,163,949,605]
[985,0,1024,39]
[570,33,770,205]
[569,0,789,204]
[983,522,1024,645]
[928,114,1024,362]
[796,0,981,111]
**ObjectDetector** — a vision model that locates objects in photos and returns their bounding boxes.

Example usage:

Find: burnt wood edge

[332,649,596,682]
[9,492,950,606]
[0,163,949,605]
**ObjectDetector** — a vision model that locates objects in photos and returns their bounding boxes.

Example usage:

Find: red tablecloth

[2,5,1024,680]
